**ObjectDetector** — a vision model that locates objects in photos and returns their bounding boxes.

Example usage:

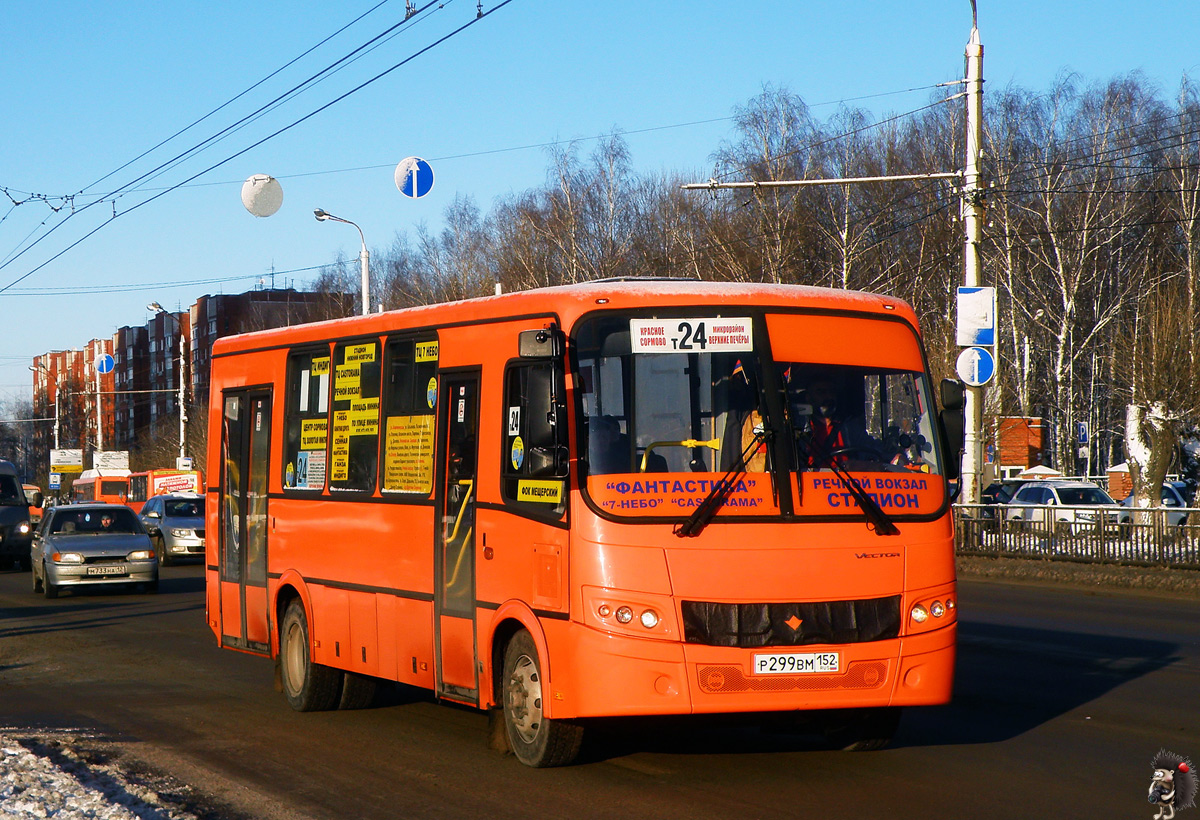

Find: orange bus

[72,469,129,504]
[206,280,964,766]
[126,468,204,513]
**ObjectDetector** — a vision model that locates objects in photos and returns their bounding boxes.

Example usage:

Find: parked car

[979,480,1024,518]
[137,492,204,565]
[1005,480,1121,534]
[1118,483,1189,526]
[31,503,158,598]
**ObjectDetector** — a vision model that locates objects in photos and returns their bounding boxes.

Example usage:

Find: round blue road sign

[955,346,995,387]
[395,157,434,199]
[95,353,115,374]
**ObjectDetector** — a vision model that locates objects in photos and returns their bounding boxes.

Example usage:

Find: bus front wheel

[501,630,583,767]
[280,599,341,712]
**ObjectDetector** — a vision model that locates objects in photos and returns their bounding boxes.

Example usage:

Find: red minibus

[206,280,964,766]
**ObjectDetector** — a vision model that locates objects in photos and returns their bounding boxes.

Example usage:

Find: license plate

[86,565,126,576]
[752,651,840,675]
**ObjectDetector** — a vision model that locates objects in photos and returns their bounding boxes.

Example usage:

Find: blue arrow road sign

[95,353,115,374]
[395,157,434,199]
[955,346,995,387]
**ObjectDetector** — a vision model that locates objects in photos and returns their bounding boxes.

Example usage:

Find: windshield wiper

[674,426,770,538]
[795,431,899,536]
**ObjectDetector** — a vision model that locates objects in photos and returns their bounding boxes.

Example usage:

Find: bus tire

[821,707,901,751]
[280,599,341,712]
[337,671,378,710]
[501,629,583,767]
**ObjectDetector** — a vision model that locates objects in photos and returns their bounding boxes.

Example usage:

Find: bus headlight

[17,522,31,535]
[583,586,676,639]
[906,585,958,635]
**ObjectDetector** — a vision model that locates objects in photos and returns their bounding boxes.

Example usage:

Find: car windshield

[164,499,204,517]
[50,508,141,535]
[1057,487,1114,505]
[0,475,24,507]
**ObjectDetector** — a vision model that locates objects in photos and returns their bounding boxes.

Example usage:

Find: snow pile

[0,733,195,820]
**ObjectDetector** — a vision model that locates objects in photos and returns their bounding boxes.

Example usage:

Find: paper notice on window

[384,415,435,493]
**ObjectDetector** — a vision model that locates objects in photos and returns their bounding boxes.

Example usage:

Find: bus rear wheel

[501,630,583,767]
[280,599,341,711]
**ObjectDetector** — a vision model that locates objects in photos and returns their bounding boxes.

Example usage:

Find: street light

[29,363,61,450]
[314,208,370,316]
[148,302,188,463]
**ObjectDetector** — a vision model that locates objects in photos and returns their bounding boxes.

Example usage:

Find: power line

[0,0,455,284]
[0,264,327,297]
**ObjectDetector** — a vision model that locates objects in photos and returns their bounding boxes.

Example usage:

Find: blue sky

[3,0,1199,406]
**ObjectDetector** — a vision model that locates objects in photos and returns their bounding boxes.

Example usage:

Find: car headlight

[17,522,31,535]
[170,528,193,538]
[52,552,84,564]
[127,550,155,561]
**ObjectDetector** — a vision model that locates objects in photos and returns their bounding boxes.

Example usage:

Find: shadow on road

[560,621,1180,762]
[898,620,1178,748]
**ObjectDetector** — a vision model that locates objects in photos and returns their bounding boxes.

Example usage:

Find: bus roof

[212,279,921,357]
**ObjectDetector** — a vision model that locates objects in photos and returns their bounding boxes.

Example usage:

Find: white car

[1118,483,1189,526]
[1005,480,1120,534]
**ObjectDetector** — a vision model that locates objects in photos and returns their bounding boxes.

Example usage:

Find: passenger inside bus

[720,367,768,473]
[789,370,874,468]
[587,415,630,474]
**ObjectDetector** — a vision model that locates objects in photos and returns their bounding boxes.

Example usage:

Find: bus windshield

[575,310,947,520]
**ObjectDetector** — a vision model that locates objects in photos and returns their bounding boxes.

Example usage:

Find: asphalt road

[1,562,1196,820]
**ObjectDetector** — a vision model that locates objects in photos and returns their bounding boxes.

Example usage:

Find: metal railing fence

[954,504,1200,569]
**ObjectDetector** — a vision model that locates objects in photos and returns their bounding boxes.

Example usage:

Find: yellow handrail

[445,479,475,590]
[639,438,720,472]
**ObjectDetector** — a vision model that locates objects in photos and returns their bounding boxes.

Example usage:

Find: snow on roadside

[1,732,197,820]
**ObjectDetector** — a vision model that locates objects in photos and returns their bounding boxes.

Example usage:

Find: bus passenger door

[218,390,272,655]
[435,372,480,702]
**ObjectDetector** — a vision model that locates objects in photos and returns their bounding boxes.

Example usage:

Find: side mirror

[527,445,570,478]
[518,327,563,358]
[938,378,965,480]
[940,378,965,412]
[30,491,44,509]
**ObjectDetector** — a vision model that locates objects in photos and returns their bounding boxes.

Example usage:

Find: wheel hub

[506,653,542,743]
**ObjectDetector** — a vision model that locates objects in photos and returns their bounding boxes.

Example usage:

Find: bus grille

[681,596,901,647]
[696,660,890,693]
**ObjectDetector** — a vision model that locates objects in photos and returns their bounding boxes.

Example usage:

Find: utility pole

[683,8,985,494]
[960,10,985,504]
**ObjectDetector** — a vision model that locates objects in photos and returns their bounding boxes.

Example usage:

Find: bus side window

[381,337,438,496]
[501,360,567,517]
[283,348,331,492]
[330,340,381,493]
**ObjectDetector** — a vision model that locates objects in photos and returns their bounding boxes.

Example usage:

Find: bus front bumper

[551,621,954,719]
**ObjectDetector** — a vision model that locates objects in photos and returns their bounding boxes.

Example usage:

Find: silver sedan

[31,504,158,598]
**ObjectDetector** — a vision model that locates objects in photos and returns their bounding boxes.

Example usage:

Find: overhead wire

[0,0,514,296]
[0,0,454,282]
